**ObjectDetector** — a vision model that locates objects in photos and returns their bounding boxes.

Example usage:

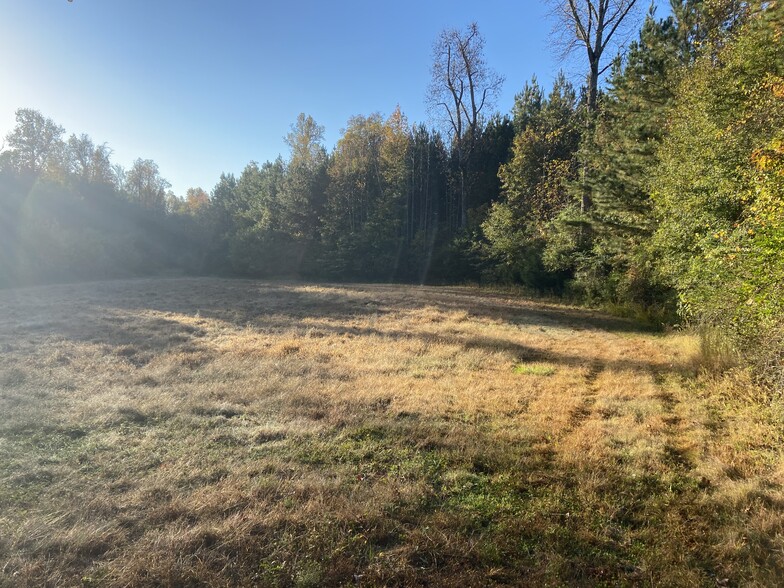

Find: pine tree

[576,6,686,306]
[482,73,581,287]
[541,2,707,308]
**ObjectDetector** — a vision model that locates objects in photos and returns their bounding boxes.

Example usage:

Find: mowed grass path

[0,278,781,587]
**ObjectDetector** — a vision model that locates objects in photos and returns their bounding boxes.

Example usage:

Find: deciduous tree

[549,0,641,113]
[67,133,114,185]
[652,1,784,384]
[280,114,328,246]
[5,108,65,174]
[484,74,581,287]
[427,22,503,228]
[125,158,170,211]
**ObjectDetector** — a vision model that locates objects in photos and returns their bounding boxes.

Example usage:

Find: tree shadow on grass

[0,278,762,586]
[0,277,680,377]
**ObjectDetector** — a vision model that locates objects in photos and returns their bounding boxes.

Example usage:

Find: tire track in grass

[651,371,698,474]
[568,362,604,429]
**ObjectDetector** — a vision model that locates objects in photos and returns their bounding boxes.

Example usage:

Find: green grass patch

[514,362,557,376]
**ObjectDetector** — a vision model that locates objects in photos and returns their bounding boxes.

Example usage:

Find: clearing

[0,278,782,586]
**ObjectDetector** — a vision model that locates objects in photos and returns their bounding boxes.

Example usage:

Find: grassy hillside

[0,278,781,586]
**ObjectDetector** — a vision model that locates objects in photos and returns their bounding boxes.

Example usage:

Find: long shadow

[29,278,644,334]
[1,278,736,585]
[231,316,683,377]
[0,277,677,376]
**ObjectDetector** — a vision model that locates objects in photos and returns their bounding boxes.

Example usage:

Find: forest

[1,0,782,390]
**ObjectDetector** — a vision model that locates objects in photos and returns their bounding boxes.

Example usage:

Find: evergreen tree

[401,125,449,283]
[555,6,686,307]
[467,114,515,216]
[482,73,581,288]
[226,159,289,276]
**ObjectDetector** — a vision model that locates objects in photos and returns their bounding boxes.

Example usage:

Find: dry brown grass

[0,277,782,587]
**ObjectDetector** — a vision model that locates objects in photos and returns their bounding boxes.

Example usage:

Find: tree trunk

[459,166,467,228]
[581,56,601,213]
[588,57,600,115]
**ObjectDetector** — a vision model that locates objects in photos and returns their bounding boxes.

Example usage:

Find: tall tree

[322,110,413,279]
[66,133,115,186]
[210,172,238,229]
[468,114,515,215]
[284,113,326,165]
[427,22,503,228]
[580,7,687,303]
[280,114,328,251]
[670,0,751,57]
[484,74,581,287]
[322,113,386,276]
[125,158,170,211]
[549,0,642,113]
[403,125,449,282]
[5,108,65,174]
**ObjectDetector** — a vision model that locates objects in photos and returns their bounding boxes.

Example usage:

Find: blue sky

[1,0,573,194]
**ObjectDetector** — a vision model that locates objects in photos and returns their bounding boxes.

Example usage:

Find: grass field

[0,277,782,587]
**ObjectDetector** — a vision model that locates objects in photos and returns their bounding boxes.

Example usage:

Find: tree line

[1,0,781,388]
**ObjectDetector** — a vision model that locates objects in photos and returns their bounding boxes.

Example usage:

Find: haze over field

[1,1,783,586]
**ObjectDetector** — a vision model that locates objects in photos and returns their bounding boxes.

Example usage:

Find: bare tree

[550,0,641,113]
[549,0,640,213]
[428,22,503,228]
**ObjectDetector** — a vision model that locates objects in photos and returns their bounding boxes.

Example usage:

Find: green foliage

[467,115,515,213]
[482,73,581,289]
[320,112,406,279]
[652,2,784,385]
[543,6,690,312]
[280,114,329,250]
[397,125,450,283]
[0,110,215,287]
[5,3,782,393]
[125,158,170,211]
[5,108,65,174]
[221,159,296,276]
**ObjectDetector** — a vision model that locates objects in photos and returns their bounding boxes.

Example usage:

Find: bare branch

[547,0,641,112]
[426,22,504,227]
[600,0,639,53]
